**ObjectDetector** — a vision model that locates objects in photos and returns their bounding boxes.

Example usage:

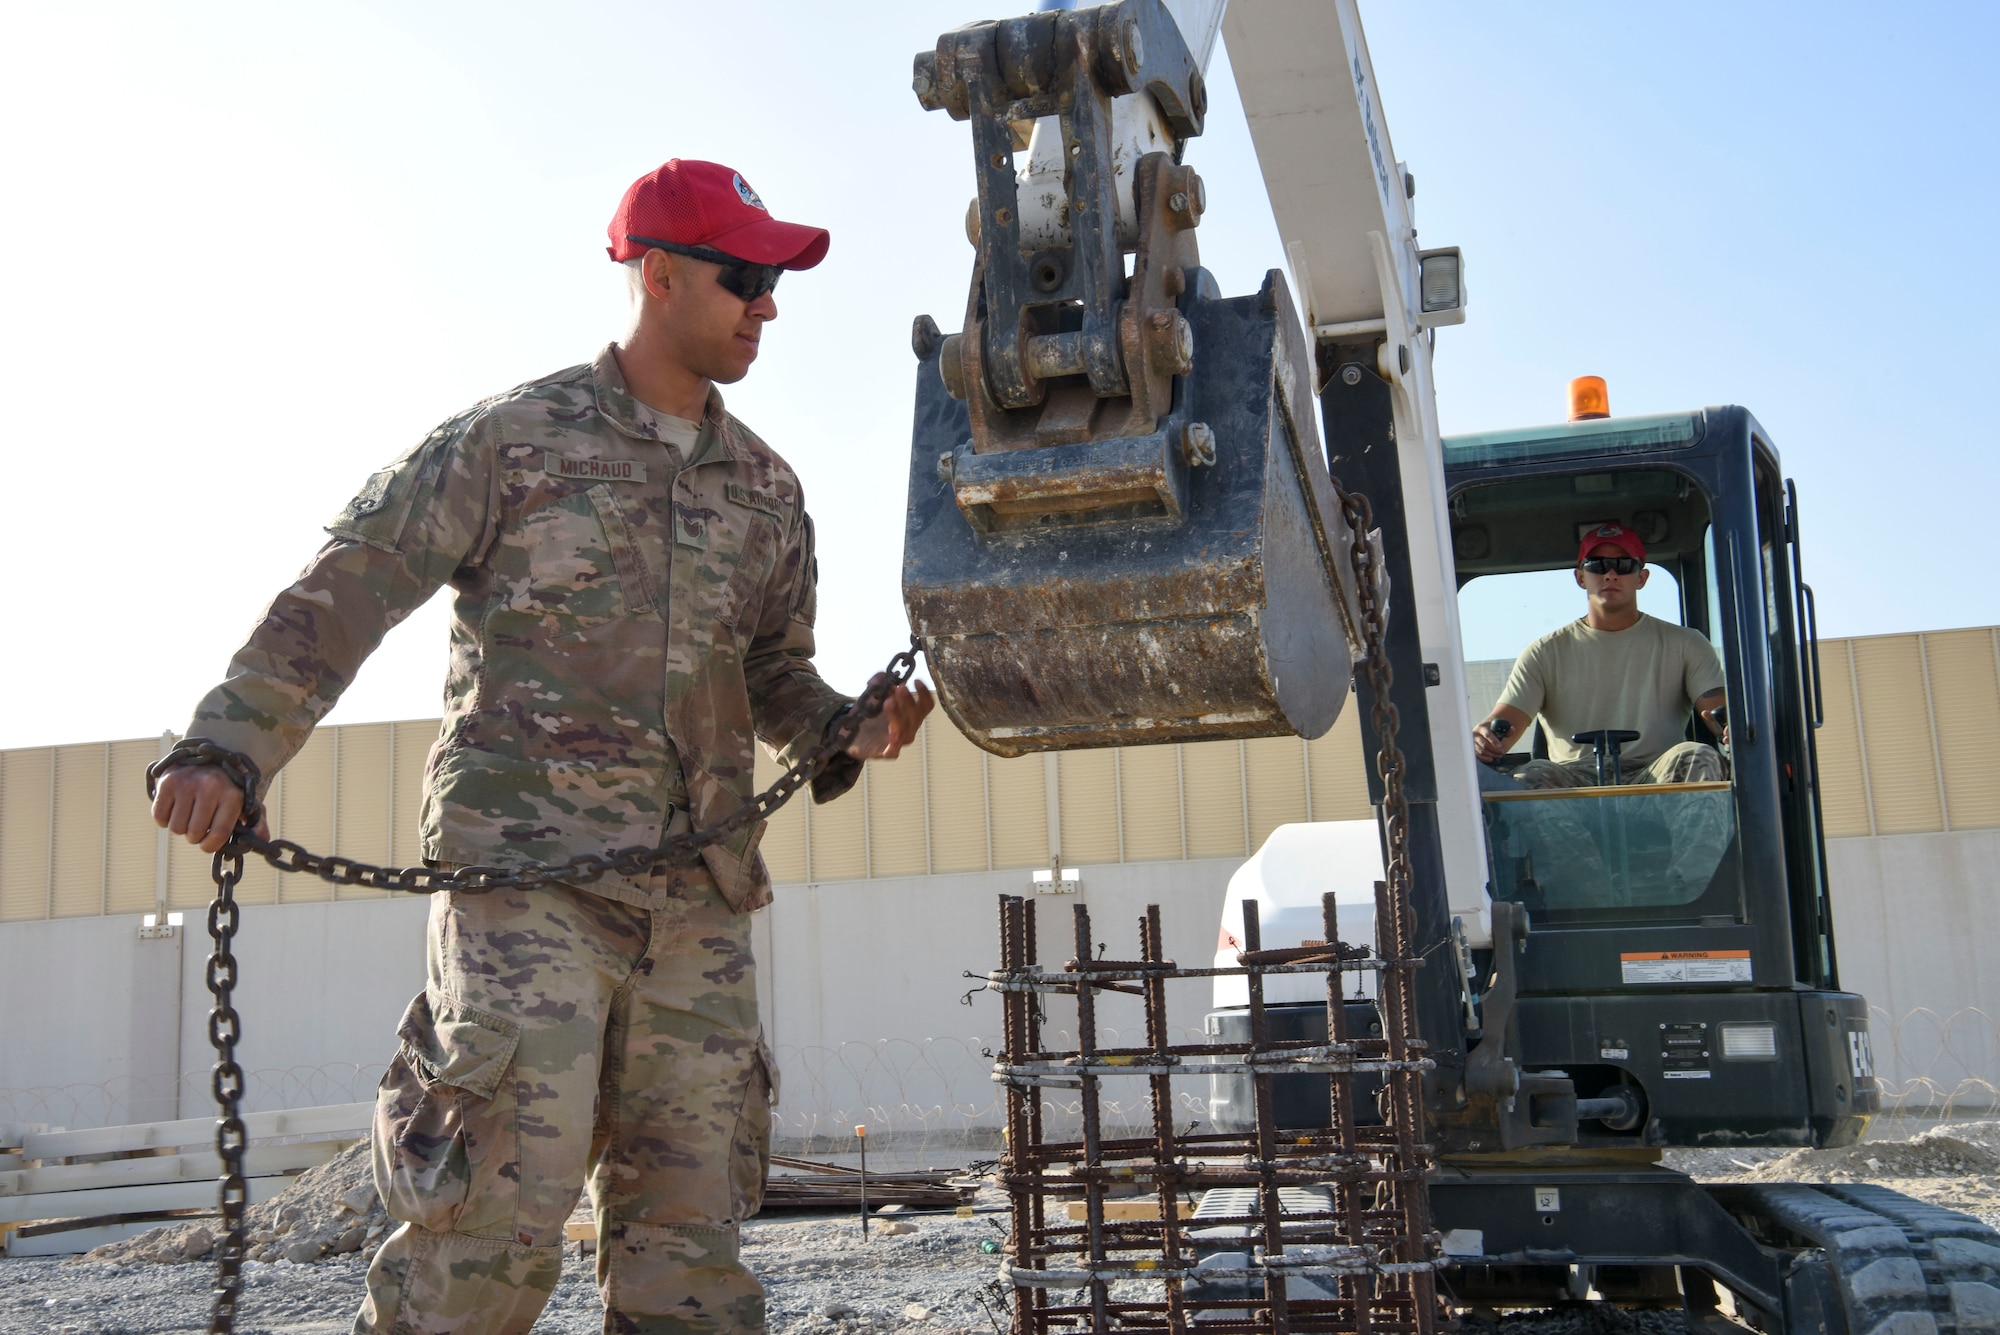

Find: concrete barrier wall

[6,829,1996,1132]
[7,627,1995,1128]
[0,858,1246,1135]
[1825,829,2000,1111]
[13,630,1990,928]
[0,896,428,1128]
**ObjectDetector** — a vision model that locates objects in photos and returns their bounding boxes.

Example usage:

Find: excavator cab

[1460,454,1741,918]
[1442,404,1873,1148]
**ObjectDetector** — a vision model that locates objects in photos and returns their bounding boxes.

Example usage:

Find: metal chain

[1339,487,1440,1324]
[144,637,919,1335]
[1337,492,1411,896]
[204,844,250,1331]
[146,638,922,897]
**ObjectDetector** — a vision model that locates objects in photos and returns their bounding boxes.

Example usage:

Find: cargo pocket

[585,483,657,615]
[700,817,770,916]
[681,505,777,635]
[508,480,642,629]
[727,1043,778,1221]
[372,989,522,1236]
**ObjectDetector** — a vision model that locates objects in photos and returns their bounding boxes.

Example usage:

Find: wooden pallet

[0,1102,372,1256]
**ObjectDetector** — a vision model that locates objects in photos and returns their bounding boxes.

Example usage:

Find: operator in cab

[1473,522,1728,789]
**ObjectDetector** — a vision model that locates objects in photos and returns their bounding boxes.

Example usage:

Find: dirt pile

[1737,1128,2000,1183]
[77,1138,389,1267]
[1664,1120,2000,1221]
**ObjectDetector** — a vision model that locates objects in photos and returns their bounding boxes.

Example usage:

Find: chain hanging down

[1338,488,1440,1329]
[143,638,921,1335]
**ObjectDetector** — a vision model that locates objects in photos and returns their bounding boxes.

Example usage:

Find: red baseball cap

[607,159,829,270]
[1577,521,1647,565]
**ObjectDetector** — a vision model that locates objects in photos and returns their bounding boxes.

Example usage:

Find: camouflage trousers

[356,869,774,1335]
[1511,741,1727,791]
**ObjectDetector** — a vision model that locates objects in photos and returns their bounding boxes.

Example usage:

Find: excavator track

[1820,1185,2000,1335]
[1728,1184,2000,1335]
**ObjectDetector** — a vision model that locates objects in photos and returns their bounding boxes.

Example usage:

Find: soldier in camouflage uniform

[152,159,934,1334]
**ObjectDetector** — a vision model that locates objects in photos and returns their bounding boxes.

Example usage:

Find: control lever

[1483,715,1530,771]
[1571,728,1642,785]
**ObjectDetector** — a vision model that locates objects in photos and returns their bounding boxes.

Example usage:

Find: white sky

[1,1,1993,752]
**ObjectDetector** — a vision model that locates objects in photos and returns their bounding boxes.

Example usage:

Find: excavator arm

[1221,0,1491,945]
[903,0,1491,944]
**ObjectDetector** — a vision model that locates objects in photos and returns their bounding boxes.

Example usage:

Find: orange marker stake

[856,1124,869,1240]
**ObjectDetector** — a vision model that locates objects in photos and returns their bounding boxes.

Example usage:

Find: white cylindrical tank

[1212,821,1384,1010]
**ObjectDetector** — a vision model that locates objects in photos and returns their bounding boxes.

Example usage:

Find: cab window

[1449,468,1740,920]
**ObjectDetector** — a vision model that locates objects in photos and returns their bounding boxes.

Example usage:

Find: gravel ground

[0,1196,1014,1335]
[10,1120,2000,1334]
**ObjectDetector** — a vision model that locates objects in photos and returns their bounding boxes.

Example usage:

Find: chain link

[204,846,250,1331]
[147,637,921,898]
[1337,491,1411,897]
[145,637,919,1334]
[1339,488,1438,1310]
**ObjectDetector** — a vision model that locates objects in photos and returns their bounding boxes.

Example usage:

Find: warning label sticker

[1620,950,1752,985]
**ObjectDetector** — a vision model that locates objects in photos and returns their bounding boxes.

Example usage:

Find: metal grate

[988,892,1440,1335]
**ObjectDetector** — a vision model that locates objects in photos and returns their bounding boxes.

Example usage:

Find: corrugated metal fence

[2,626,1996,921]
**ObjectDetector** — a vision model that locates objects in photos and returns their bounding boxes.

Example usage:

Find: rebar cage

[987,893,1440,1335]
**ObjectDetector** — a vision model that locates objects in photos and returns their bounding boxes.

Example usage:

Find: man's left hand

[844,677,937,760]
[1702,708,1731,746]
[1696,692,1730,745]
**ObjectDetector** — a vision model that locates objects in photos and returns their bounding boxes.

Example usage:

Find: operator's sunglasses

[626,236,783,301]
[1580,556,1642,576]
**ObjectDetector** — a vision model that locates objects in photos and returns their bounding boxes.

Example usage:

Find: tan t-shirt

[657,414,701,457]
[1497,613,1725,768]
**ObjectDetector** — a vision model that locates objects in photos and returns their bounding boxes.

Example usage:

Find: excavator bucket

[900,0,1379,756]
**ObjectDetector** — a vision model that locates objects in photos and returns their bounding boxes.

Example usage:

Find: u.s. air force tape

[548,455,647,482]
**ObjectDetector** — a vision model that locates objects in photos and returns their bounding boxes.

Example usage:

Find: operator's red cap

[607,159,829,269]
[1578,521,1647,565]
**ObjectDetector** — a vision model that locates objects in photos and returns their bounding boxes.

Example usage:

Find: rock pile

[1736,1125,2000,1182]
[77,1138,388,1267]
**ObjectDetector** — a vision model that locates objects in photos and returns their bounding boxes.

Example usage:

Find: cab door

[1751,451,1837,988]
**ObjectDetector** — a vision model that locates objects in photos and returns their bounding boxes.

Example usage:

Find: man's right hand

[1472,705,1531,764]
[152,766,270,854]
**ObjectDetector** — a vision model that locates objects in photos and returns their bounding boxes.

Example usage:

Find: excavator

[899,1,2000,1332]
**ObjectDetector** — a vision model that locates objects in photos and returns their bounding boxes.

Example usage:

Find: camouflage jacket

[186,345,855,913]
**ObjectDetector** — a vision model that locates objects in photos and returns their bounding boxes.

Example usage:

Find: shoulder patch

[347,468,397,517]
[726,481,785,518]
[548,455,646,483]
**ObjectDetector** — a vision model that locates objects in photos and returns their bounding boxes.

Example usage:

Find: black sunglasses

[626,236,783,301]
[1580,556,1642,576]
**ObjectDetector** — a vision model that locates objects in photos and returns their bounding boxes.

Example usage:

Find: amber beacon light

[1568,375,1611,421]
